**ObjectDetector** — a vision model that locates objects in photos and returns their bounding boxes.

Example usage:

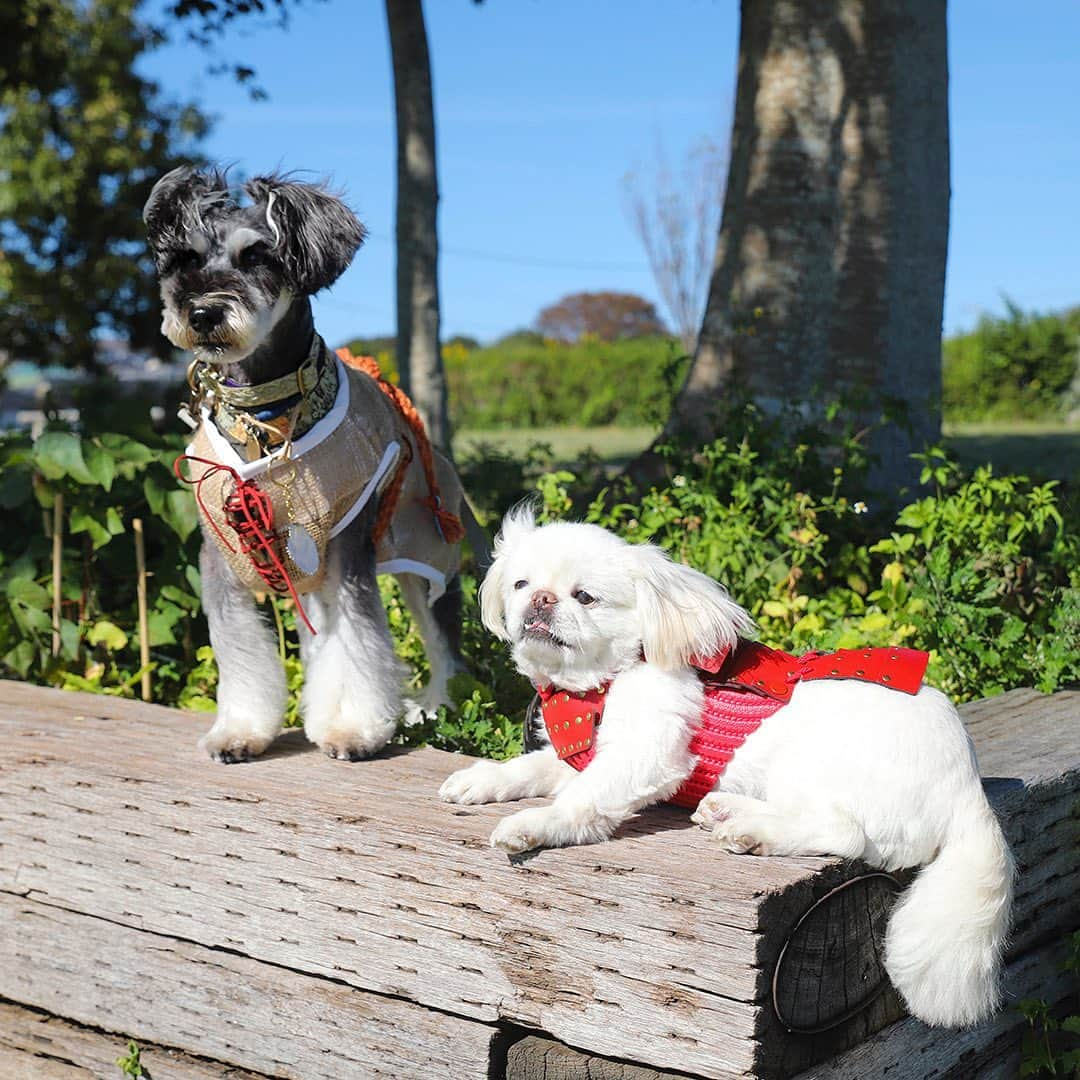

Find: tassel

[423,495,465,545]
[174,454,316,636]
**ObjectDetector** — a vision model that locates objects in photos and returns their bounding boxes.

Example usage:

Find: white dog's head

[479,506,755,691]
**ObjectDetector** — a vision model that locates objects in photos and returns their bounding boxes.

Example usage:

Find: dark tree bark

[386,0,451,452]
[639,0,949,497]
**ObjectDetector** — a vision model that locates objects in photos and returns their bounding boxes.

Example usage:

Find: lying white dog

[439,507,1015,1028]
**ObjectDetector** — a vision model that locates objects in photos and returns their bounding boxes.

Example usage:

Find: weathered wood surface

[0,681,1076,1079]
[0,892,500,1079]
[0,1000,272,1079]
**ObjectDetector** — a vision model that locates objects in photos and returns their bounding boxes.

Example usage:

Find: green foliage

[0,425,204,700]
[943,302,1080,423]
[539,401,1079,704]
[444,334,689,430]
[1018,932,1080,1077]
[0,0,210,369]
[116,1038,152,1079]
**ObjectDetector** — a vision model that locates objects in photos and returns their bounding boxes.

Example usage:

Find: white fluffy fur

[441,509,1015,1029]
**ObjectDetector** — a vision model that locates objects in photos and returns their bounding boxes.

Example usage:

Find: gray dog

[144,167,475,763]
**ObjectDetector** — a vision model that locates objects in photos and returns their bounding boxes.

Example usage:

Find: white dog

[439,507,1015,1028]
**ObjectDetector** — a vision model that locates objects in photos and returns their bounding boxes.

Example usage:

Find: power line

[365,233,649,274]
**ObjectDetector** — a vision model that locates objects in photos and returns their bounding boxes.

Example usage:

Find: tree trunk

[654,0,949,497]
[385,0,451,452]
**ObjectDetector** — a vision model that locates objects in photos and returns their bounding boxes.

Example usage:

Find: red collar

[536,682,609,762]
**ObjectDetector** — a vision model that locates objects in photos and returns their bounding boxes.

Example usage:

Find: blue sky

[144,1,1080,348]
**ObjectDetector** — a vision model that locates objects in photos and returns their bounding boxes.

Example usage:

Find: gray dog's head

[143,167,366,365]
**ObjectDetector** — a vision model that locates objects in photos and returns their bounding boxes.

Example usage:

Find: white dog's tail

[884,793,1015,1027]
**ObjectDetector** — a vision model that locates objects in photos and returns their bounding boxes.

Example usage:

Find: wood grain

[0,1000,271,1079]
[0,680,1075,1080]
[0,893,498,1080]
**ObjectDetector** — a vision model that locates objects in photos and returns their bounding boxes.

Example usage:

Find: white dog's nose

[531,589,557,609]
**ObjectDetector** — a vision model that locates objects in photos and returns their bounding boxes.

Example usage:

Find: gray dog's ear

[245,176,366,294]
[143,166,227,251]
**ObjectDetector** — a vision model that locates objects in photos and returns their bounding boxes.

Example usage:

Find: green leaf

[87,620,129,651]
[3,640,36,677]
[69,506,113,548]
[7,576,51,609]
[33,432,95,484]
[82,440,117,491]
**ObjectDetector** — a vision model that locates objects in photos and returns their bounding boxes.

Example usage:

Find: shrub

[539,403,1079,704]
[444,335,689,430]
[943,302,1079,422]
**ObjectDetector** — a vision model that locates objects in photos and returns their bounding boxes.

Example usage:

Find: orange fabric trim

[336,349,464,547]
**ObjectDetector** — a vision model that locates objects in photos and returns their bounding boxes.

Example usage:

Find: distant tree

[0,0,209,370]
[623,134,726,354]
[535,291,669,343]
[632,0,949,497]
[444,334,481,352]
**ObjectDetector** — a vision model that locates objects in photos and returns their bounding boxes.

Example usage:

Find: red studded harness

[537,643,929,809]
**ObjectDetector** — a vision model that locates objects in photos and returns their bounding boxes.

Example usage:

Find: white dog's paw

[692,793,780,854]
[199,720,276,763]
[490,806,558,854]
[439,761,507,805]
[691,792,738,828]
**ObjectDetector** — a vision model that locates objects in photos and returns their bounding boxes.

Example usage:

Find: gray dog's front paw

[312,720,397,762]
[199,722,275,763]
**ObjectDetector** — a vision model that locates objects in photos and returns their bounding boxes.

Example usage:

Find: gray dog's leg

[199,538,288,762]
[399,571,465,721]
[300,509,404,760]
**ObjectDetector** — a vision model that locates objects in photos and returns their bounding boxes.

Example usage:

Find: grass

[455,425,658,470]
[455,421,1080,483]
[945,421,1080,482]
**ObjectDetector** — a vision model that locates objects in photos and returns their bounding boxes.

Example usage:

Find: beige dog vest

[186,356,462,605]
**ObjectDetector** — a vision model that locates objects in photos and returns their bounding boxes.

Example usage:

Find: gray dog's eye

[239,244,269,269]
[513,579,528,590]
[177,249,201,271]
[572,589,597,605]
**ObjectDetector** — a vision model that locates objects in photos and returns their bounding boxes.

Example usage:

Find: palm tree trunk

[385,0,451,452]
[643,0,949,497]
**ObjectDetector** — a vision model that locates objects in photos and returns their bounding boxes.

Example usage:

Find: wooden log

[0,893,500,1080]
[0,680,1075,1079]
[790,936,1074,1079]
[0,1000,272,1079]
[506,936,1074,1080]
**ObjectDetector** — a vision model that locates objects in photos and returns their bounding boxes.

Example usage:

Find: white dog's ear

[478,503,538,641]
[631,544,755,670]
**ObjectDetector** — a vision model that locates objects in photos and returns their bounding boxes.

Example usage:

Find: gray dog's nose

[189,305,224,334]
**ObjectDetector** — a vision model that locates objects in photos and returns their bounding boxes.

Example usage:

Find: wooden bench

[0,680,1075,1078]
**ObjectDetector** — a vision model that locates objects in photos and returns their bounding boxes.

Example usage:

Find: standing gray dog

[144,166,474,763]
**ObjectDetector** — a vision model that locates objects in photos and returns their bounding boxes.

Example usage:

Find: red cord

[175,454,316,635]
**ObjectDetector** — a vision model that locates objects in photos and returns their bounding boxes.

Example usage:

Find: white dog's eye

[513,579,528,590]
[572,588,597,605]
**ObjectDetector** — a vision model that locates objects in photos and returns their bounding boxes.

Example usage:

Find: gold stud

[575,716,583,724]
[561,693,570,703]
[883,674,892,682]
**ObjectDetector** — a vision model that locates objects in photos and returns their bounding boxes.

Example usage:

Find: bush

[444,335,689,430]
[539,402,1079,704]
[943,302,1079,423]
